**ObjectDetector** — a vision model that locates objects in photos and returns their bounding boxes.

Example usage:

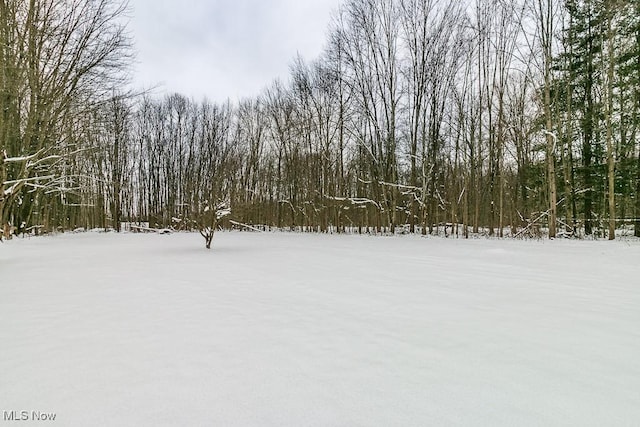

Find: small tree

[198,201,231,249]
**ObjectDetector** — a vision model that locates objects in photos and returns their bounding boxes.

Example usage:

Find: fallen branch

[130,225,172,234]
[229,220,263,232]
[514,210,549,239]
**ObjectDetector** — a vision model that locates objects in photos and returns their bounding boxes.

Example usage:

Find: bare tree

[199,201,230,249]
[0,0,131,238]
[532,0,561,238]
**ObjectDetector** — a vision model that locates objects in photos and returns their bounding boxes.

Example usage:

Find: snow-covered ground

[1,232,639,426]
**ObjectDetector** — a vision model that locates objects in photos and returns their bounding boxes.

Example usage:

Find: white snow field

[1,232,639,426]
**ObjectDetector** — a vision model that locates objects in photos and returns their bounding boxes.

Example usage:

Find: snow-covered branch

[2,148,46,164]
[3,175,56,196]
[26,155,63,169]
[542,130,557,152]
[326,196,382,210]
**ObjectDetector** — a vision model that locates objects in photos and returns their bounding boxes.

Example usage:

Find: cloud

[128,0,342,102]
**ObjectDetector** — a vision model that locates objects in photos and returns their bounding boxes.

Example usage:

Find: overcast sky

[127,0,342,102]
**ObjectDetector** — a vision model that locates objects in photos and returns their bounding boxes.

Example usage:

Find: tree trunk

[605,4,616,240]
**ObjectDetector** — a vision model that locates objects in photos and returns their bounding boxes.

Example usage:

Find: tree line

[2,0,639,241]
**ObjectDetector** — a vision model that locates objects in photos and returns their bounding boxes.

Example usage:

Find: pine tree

[556,0,605,236]
[615,0,640,236]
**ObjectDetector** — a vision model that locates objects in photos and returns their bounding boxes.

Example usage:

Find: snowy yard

[1,232,639,426]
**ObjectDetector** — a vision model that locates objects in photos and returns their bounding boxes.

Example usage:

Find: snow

[1,232,639,426]
[2,155,33,163]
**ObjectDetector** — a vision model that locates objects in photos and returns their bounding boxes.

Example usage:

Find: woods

[2,0,639,241]
[0,0,130,238]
